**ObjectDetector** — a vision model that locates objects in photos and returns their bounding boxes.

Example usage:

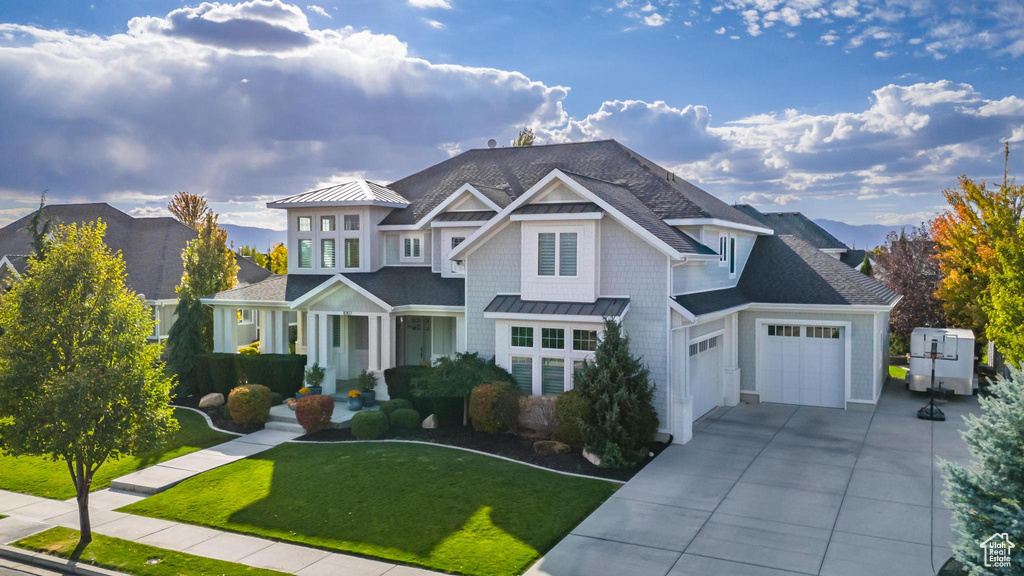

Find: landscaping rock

[422,414,438,429]
[583,449,602,467]
[533,440,571,455]
[199,393,224,408]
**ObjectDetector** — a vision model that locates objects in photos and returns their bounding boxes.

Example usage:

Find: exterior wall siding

[536,182,584,203]
[673,230,756,294]
[737,309,877,402]
[382,231,432,267]
[465,223,522,360]
[690,317,725,339]
[599,218,671,426]
[520,220,598,303]
[308,285,387,314]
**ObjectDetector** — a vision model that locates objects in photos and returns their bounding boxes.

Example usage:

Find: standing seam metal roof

[268,179,410,207]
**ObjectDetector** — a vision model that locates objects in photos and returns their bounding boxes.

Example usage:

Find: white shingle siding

[737,309,877,402]
[439,226,476,278]
[466,223,522,359]
[599,218,671,425]
[449,194,490,211]
[535,182,584,203]
[381,231,432,267]
[673,230,756,294]
[308,285,387,314]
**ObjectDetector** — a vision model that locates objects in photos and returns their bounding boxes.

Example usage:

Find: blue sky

[1,0,1022,229]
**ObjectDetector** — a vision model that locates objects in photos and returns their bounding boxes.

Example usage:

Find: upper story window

[537,232,577,277]
[298,239,313,268]
[321,216,336,232]
[297,216,312,232]
[572,329,598,351]
[344,215,360,231]
[719,234,728,265]
[541,327,565,349]
[344,238,360,269]
[451,237,465,274]
[321,239,336,268]
[729,236,737,277]
[402,233,422,261]
[511,326,533,348]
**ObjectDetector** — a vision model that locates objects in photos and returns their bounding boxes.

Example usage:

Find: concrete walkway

[0,489,436,576]
[526,381,980,576]
[110,428,302,495]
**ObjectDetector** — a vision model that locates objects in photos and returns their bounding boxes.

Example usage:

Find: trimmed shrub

[431,397,464,426]
[206,353,240,396]
[554,390,590,447]
[469,383,511,434]
[296,394,334,434]
[380,398,414,417]
[237,354,306,398]
[412,353,515,426]
[227,384,272,427]
[495,387,523,434]
[383,365,433,414]
[389,408,421,430]
[195,355,213,396]
[351,410,389,440]
[270,392,283,406]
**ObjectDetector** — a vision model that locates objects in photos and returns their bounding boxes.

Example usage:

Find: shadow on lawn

[223,442,607,567]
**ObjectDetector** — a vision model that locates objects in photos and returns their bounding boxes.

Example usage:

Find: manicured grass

[15,527,289,576]
[122,442,618,576]
[0,408,234,499]
[890,364,909,379]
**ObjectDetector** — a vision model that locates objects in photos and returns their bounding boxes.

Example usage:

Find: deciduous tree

[511,127,535,147]
[874,225,945,339]
[0,221,177,545]
[268,243,288,274]
[167,191,210,229]
[179,212,237,349]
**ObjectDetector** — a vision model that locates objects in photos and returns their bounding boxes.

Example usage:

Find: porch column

[297,311,306,354]
[223,307,239,353]
[306,311,319,366]
[213,306,226,353]
[672,326,693,445]
[380,314,394,369]
[318,313,329,369]
[259,309,272,353]
[455,314,467,353]
[723,313,741,406]
[368,314,380,371]
[273,310,287,354]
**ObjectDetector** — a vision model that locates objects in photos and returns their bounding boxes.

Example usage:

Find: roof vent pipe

[487,139,497,149]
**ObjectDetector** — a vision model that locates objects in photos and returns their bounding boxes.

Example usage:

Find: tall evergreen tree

[165,285,206,396]
[24,194,51,258]
[511,127,535,147]
[574,318,659,468]
[860,252,873,276]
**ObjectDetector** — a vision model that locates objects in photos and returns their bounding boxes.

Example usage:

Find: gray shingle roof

[0,204,271,300]
[485,294,629,317]
[206,267,464,307]
[734,205,848,250]
[380,140,765,230]
[840,249,868,269]
[738,235,899,306]
[673,288,748,316]
[512,202,602,215]
[434,211,496,222]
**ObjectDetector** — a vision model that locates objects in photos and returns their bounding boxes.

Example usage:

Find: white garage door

[761,324,845,408]
[689,334,723,418]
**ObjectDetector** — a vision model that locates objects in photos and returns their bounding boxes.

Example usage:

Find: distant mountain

[222,224,286,251]
[813,219,902,250]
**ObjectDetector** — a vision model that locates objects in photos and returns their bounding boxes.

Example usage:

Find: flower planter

[361,389,376,407]
[348,396,363,411]
[308,386,322,396]
[296,391,310,400]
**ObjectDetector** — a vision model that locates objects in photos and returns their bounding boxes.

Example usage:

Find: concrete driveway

[526,381,980,576]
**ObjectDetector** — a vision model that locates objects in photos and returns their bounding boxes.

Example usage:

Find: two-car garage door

[761,324,846,408]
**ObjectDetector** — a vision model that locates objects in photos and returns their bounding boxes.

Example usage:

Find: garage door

[689,334,722,418]
[761,324,845,408]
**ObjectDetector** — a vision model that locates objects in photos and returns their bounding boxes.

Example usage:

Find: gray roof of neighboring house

[268,179,409,207]
[380,140,765,231]
[485,294,630,317]
[512,202,602,215]
[0,203,272,300]
[205,267,464,308]
[673,288,748,316]
[734,205,848,251]
[434,210,496,222]
[840,249,868,269]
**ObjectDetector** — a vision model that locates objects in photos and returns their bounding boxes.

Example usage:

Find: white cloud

[306,4,330,18]
[0,1,568,207]
[820,30,838,45]
[874,50,890,59]
[738,192,800,205]
[408,0,451,9]
[643,13,668,26]
[715,26,726,34]
[874,210,941,226]
[422,18,445,29]
[640,2,656,12]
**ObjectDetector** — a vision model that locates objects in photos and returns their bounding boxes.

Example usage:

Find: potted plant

[296,387,311,400]
[304,362,325,396]
[347,389,363,411]
[358,370,378,407]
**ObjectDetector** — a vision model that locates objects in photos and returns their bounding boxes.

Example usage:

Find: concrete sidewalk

[526,381,980,576]
[0,489,437,576]
[110,428,302,495]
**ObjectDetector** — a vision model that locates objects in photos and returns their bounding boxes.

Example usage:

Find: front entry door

[400,317,432,365]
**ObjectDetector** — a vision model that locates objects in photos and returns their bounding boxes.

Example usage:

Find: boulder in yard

[199,393,224,408]
[533,440,571,455]
[422,414,438,429]
[582,448,602,467]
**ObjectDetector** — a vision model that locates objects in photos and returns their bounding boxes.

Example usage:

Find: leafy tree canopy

[178,212,237,350]
[875,224,945,339]
[167,191,210,229]
[511,127,535,147]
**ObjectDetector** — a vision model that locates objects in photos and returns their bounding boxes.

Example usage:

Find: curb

[0,545,126,576]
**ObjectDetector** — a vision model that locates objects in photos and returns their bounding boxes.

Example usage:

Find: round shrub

[270,392,283,406]
[554,390,590,448]
[380,398,414,416]
[296,394,335,434]
[227,384,272,428]
[351,410,389,439]
[389,408,421,430]
[469,382,509,434]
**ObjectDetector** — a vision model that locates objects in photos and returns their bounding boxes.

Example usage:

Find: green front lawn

[0,408,234,499]
[121,442,618,576]
[16,527,290,576]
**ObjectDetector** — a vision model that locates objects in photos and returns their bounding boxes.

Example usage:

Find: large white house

[203,140,899,443]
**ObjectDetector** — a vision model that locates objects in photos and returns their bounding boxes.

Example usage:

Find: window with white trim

[511,356,533,394]
[344,238,360,269]
[688,335,720,356]
[537,232,577,277]
[297,216,312,232]
[807,326,840,339]
[719,234,728,265]
[729,236,737,277]
[321,239,336,268]
[541,357,566,395]
[572,329,598,351]
[571,359,585,389]
[767,325,800,337]
[541,328,565,350]
[401,234,422,261]
[320,216,335,232]
[343,214,360,231]
[511,326,533,348]
[240,309,254,324]
[298,239,313,268]
[450,236,465,274]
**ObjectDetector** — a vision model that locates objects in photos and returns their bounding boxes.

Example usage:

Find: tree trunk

[74,460,92,545]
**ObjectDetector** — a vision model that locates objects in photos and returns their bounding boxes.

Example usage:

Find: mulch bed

[172,395,264,435]
[298,424,667,482]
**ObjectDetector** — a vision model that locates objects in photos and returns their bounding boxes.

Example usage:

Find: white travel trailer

[908,327,976,395]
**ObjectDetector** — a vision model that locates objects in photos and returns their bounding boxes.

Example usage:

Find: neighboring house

[0,203,272,342]
[734,205,873,271]
[203,140,900,444]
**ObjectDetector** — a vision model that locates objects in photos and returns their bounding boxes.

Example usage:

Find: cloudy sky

[1,0,1022,229]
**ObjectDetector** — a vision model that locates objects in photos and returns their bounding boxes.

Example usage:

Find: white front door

[689,334,723,419]
[762,324,845,408]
